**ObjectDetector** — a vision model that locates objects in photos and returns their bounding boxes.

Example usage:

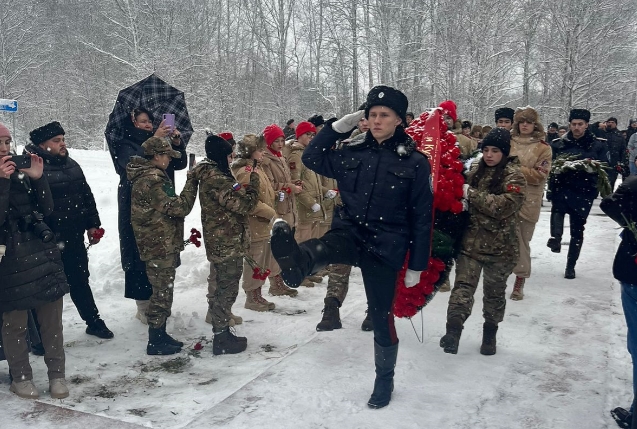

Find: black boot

[316,297,342,331]
[565,238,582,279]
[31,342,45,356]
[147,326,182,355]
[361,309,373,332]
[213,328,247,355]
[271,220,330,287]
[367,341,398,409]
[86,319,114,339]
[440,319,463,354]
[611,405,633,428]
[547,211,565,253]
[161,325,183,347]
[480,322,498,355]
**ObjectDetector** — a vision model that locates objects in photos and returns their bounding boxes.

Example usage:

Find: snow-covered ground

[0,148,631,429]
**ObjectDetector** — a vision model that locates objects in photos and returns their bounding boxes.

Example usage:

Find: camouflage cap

[142,137,181,158]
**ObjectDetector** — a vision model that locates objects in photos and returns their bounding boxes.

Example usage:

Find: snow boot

[361,308,373,331]
[213,328,247,355]
[135,300,149,325]
[147,326,182,355]
[480,322,498,355]
[10,380,39,399]
[547,237,561,253]
[611,406,633,428]
[367,341,398,409]
[161,325,183,347]
[49,378,69,399]
[300,278,315,287]
[510,277,525,300]
[270,220,329,287]
[307,275,324,283]
[440,318,463,354]
[316,297,342,331]
[548,211,564,253]
[245,288,274,311]
[85,318,114,339]
[565,238,582,279]
[269,274,298,297]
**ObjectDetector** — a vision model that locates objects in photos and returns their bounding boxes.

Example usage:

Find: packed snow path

[0,150,630,428]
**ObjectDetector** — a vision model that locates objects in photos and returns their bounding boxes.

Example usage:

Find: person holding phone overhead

[111,108,187,323]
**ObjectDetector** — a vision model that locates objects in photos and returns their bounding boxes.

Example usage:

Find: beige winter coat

[231,158,277,242]
[261,150,297,227]
[510,135,552,223]
[287,142,328,223]
[453,128,477,158]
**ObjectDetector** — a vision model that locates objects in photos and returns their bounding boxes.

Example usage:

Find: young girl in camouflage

[440,128,526,356]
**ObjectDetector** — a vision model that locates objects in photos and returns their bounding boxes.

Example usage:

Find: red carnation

[193,342,203,351]
[92,227,105,239]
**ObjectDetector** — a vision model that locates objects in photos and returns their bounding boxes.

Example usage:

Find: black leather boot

[440,318,464,354]
[480,322,498,355]
[361,309,373,331]
[367,341,398,409]
[147,326,182,355]
[316,297,342,331]
[213,328,247,355]
[565,238,583,279]
[161,324,184,347]
[271,220,330,287]
[547,211,565,253]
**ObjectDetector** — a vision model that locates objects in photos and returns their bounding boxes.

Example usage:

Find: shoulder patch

[289,161,296,170]
[245,165,252,172]
[162,182,176,197]
[506,184,521,194]
[232,183,242,191]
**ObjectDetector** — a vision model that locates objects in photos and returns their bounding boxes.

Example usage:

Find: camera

[19,211,54,243]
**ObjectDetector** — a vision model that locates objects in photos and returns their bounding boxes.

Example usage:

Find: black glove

[253,159,258,170]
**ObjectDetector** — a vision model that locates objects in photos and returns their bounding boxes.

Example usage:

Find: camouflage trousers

[447,253,516,326]
[146,256,178,329]
[206,257,243,332]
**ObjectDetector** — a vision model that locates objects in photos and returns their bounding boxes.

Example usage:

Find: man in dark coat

[605,117,628,187]
[27,122,113,339]
[271,85,434,409]
[601,176,637,429]
[547,108,608,278]
[110,108,186,321]
[283,119,296,139]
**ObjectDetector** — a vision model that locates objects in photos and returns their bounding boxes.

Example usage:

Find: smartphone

[163,114,175,133]
[11,155,31,169]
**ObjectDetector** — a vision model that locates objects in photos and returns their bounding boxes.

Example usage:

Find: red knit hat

[438,100,458,123]
[218,132,233,142]
[295,121,317,139]
[263,124,285,146]
[0,123,11,138]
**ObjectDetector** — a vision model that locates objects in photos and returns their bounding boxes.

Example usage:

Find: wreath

[393,109,467,318]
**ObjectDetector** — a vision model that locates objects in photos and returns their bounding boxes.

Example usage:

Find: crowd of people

[1,86,637,421]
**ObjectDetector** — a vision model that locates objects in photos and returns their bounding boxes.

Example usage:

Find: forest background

[1,0,636,154]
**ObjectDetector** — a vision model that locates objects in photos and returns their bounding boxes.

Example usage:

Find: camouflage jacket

[127,157,198,262]
[287,142,329,223]
[190,159,260,263]
[461,157,526,261]
[230,158,277,242]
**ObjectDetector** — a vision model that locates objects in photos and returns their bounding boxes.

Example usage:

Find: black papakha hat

[568,109,591,123]
[481,127,511,156]
[364,85,409,123]
[30,121,65,145]
[494,107,515,122]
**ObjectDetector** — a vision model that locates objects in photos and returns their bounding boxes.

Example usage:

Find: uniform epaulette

[595,137,607,142]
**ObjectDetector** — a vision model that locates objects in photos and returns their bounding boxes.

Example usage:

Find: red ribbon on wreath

[392,108,465,318]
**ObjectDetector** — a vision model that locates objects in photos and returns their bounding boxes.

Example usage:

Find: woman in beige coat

[509,107,552,300]
[231,135,298,312]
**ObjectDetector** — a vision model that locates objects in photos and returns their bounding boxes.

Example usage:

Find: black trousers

[314,228,399,347]
[60,236,101,324]
[550,208,586,242]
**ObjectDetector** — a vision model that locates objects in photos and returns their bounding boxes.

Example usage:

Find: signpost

[0,99,18,151]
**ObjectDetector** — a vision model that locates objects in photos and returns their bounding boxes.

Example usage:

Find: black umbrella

[104,73,194,167]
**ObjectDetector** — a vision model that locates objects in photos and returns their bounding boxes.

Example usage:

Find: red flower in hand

[92,227,105,240]
[184,228,202,248]
[193,342,203,351]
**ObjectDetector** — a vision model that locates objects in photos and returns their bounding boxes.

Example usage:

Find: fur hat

[263,124,285,147]
[365,85,409,123]
[494,107,515,122]
[482,125,493,135]
[439,100,458,122]
[142,137,181,158]
[512,106,545,139]
[30,121,65,145]
[0,123,11,139]
[286,119,295,126]
[235,134,265,159]
[607,117,618,124]
[295,121,317,139]
[205,134,233,175]
[549,122,559,129]
[568,109,591,123]
[481,128,511,156]
[630,119,637,125]
[470,125,483,137]
[461,120,472,130]
[308,115,325,127]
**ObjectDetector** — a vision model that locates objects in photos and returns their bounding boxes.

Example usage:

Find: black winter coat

[302,124,434,271]
[0,172,68,313]
[605,128,627,167]
[25,144,101,241]
[550,130,608,217]
[600,176,637,285]
[110,125,187,272]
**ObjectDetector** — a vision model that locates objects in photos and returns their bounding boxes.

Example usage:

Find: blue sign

[0,99,18,112]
